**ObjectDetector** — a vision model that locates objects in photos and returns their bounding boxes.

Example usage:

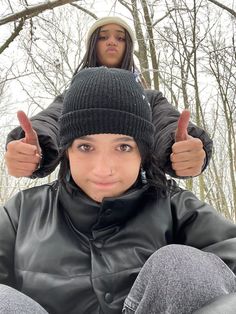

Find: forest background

[0,0,235,220]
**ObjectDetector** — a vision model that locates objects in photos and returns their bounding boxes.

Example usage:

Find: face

[67,134,141,203]
[96,23,126,68]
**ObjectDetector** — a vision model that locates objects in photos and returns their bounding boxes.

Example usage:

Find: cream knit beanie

[86,16,136,48]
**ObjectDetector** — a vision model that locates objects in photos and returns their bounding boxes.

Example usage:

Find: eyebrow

[99,29,125,34]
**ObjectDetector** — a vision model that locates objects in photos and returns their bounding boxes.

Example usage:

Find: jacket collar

[58,180,152,235]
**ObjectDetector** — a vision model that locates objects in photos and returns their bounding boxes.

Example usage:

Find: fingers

[17,111,36,144]
[175,109,191,142]
[172,137,202,154]
[17,111,41,155]
[171,138,206,177]
[5,140,41,177]
[173,110,206,177]
[5,111,42,177]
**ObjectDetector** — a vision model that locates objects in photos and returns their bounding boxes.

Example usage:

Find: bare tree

[207,34,236,217]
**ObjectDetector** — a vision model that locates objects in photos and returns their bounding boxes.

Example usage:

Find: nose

[106,36,118,46]
[92,153,114,177]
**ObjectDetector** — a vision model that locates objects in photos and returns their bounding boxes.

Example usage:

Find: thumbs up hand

[171,110,206,177]
[5,111,42,177]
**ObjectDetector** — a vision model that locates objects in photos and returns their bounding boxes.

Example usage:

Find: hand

[170,110,206,177]
[5,111,42,177]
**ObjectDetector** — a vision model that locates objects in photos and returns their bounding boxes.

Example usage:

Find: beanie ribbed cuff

[60,108,154,150]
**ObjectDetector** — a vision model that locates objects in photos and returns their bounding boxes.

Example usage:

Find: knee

[147,244,199,272]
[148,244,221,272]
[0,285,20,313]
[145,244,236,294]
[0,284,17,300]
[151,243,201,260]
[0,284,48,314]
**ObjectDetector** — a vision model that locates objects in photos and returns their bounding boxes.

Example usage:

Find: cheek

[68,156,85,180]
[68,155,76,171]
[96,43,104,58]
[123,158,141,182]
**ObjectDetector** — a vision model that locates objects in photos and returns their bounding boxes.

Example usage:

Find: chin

[90,192,121,203]
[104,62,122,68]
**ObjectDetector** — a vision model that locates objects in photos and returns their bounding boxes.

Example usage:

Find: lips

[93,181,116,185]
[91,181,118,188]
[106,48,118,53]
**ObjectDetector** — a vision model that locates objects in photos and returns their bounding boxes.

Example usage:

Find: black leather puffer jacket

[0,180,236,314]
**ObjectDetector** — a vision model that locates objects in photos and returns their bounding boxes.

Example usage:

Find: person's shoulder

[168,179,203,206]
[5,181,59,208]
[167,179,183,197]
[143,89,165,105]
[53,90,67,103]
[1,181,60,232]
[21,180,59,197]
[53,95,64,103]
[144,89,161,96]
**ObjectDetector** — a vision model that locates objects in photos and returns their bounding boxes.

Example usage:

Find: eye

[98,35,107,41]
[77,144,93,152]
[118,144,132,152]
[117,36,125,42]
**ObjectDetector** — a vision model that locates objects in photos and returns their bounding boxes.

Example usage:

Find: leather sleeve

[171,185,236,274]
[145,89,213,178]
[6,93,65,178]
[0,195,20,287]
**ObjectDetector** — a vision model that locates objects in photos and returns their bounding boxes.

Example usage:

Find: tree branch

[0,0,79,26]
[70,3,98,20]
[153,8,176,27]
[208,0,236,18]
[153,8,187,27]
[117,0,132,14]
[0,19,24,54]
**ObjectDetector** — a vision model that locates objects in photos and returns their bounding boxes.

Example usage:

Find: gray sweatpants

[0,245,235,313]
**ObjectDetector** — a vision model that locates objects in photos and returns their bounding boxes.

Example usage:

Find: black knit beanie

[59,67,154,153]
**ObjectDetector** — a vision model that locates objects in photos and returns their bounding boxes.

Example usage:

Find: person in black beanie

[0,67,236,314]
